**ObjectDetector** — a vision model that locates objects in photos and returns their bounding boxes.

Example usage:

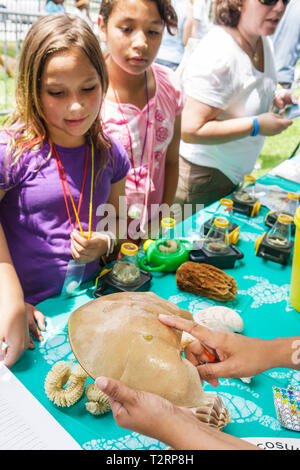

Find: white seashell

[181,306,243,347]
[194,306,244,333]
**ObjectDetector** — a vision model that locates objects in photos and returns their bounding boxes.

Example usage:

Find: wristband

[98,231,117,257]
[251,117,259,137]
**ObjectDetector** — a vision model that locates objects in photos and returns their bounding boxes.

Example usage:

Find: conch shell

[68,292,230,430]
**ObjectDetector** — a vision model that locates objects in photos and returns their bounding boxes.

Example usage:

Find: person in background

[99,0,184,240]
[45,0,65,14]
[74,0,94,29]
[175,0,212,85]
[0,14,130,368]
[175,0,296,212]
[191,0,211,39]
[96,314,300,450]
[272,0,300,89]
[155,0,193,70]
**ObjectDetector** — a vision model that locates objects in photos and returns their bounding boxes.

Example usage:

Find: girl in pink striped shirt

[99,0,184,239]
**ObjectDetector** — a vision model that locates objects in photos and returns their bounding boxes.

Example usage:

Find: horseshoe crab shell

[68,291,230,430]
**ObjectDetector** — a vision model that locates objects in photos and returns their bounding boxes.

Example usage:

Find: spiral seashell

[85,383,111,415]
[190,393,231,431]
[44,361,88,407]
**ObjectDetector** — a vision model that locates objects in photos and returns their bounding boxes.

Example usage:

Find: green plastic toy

[140,239,193,273]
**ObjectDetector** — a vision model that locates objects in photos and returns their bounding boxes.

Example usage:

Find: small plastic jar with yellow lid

[111,242,140,286]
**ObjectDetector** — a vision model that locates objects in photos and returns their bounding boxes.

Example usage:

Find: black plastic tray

[94,269,152,297]
[189,245,244,269]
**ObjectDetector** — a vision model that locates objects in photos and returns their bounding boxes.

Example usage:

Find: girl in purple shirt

[0,14,130,368]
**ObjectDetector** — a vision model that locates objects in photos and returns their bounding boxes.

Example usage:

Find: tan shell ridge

[190,394,231,431]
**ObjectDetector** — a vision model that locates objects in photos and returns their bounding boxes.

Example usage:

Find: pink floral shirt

[101,64,184,228]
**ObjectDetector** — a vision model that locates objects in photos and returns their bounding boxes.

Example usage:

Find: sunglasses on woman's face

[258,0,290,5]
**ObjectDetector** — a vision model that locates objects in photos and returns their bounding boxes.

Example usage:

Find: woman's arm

[181,97,293,145]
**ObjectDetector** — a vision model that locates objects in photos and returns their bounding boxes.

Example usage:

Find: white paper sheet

[242,437,300,451]
[269,154,300,184]
[0,362,81,450]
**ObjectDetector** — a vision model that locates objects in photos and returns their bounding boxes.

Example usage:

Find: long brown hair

[3,14,111,181]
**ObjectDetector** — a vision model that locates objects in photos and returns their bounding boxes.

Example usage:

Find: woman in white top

[176,0,296,210]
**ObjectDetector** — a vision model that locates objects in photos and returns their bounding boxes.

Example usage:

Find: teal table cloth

[11,173,300,450]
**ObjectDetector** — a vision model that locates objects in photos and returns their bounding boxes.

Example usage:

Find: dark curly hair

[99,0,178,35]
[213,0,243,27]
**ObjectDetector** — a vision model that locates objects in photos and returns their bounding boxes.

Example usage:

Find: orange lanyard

[50,139,94,239]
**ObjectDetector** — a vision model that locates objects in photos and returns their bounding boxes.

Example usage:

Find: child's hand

[0,308,33,368]
[70,229,109,263]
[25,302,46,342]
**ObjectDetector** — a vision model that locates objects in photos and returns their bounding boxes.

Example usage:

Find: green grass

[253,117,300,179]
[0,42,18,59]
[253,85,300,178]
[0,41,17,117]
[0,73,15,117]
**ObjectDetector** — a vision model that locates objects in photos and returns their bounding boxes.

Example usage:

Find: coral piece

[68,291,230,430]
[44,361,88,407]
[176,262,237,301]
[85,383,111,415]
